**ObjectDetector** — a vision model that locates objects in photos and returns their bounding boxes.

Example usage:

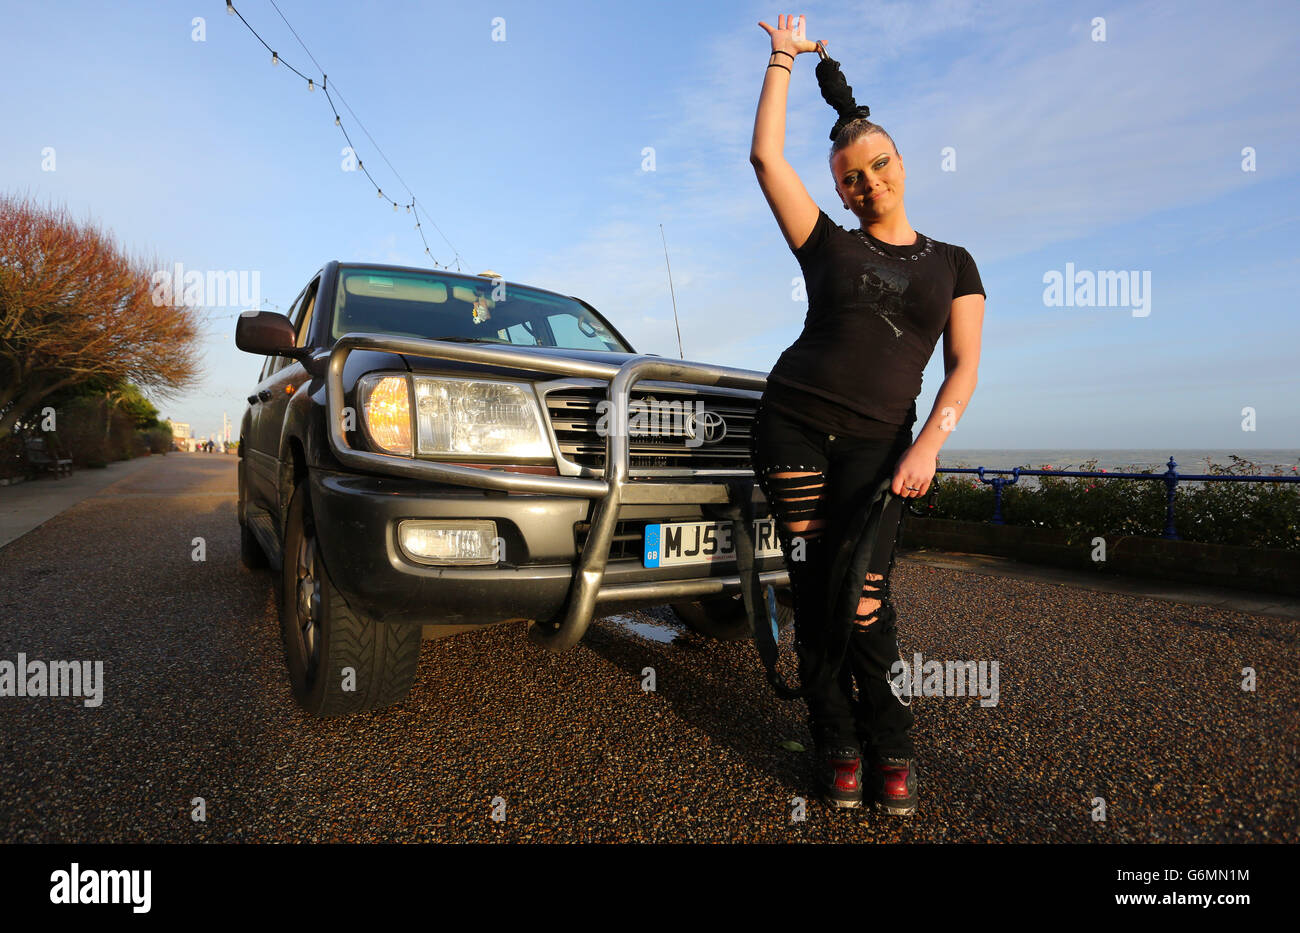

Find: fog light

[398,520,500,565]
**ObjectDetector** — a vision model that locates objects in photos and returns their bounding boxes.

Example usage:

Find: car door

[263,276,320,494]
[243,351,276,500]
[246,281,312,506]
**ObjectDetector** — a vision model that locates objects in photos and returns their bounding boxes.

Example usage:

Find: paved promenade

[1,454,1294,842]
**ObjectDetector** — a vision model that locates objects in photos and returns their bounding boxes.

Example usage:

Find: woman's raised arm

[751,14,825,253]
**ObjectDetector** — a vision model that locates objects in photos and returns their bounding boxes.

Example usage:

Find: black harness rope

[724,473,901,700]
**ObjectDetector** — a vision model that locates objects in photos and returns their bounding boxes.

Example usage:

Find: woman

[749,14,986,813]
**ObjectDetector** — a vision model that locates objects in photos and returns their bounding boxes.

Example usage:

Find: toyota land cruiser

[235,261,792,717]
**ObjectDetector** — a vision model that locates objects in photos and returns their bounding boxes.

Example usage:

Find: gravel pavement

[0,453,1294,843]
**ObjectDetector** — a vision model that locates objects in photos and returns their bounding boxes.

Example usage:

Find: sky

[2,0,1297,449]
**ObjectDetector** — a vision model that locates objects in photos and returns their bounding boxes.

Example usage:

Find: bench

[23,435,73,479]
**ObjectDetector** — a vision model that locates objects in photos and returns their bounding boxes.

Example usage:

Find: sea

[935,449,1300,489]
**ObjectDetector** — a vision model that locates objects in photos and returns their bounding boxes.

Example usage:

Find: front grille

[545,387,758,472]
[574,519,658,561]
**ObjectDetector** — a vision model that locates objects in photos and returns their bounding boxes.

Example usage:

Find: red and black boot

[814,739,864,809]
[869,755,919,815]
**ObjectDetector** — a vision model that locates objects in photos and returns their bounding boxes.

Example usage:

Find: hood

[396,344,766,396]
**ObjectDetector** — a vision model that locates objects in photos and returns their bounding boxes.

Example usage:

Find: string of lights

[225,0,466,271]
[202,299,281,323]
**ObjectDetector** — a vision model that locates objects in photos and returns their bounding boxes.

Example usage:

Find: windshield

[331,267,631,352]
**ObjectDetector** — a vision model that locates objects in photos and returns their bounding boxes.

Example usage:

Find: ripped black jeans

[749,400,915,759]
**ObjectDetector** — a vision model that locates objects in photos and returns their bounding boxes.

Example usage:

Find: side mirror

[236,310,300,359]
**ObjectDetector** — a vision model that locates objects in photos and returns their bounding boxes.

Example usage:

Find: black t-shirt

[763,208,985,439]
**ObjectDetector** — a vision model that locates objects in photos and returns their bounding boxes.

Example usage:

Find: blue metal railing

[934,456,1300,540]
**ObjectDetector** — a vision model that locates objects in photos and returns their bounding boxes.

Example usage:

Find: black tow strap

[724,474,898,701]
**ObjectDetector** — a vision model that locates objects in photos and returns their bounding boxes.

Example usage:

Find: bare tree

[0,194,202,438]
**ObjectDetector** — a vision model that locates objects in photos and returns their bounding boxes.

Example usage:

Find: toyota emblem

[685,409,727,444]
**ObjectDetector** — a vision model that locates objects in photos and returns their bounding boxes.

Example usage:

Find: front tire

[279,479,421,717]
[670,590,794,641]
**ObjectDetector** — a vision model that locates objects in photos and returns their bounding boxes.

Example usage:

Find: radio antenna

[659,224,685,360]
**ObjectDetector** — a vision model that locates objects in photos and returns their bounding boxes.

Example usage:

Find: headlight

[358,374,412,455]
[357,373,551,459]
[413,376,551,457]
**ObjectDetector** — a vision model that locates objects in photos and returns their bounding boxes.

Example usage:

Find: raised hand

[757,13,826,57]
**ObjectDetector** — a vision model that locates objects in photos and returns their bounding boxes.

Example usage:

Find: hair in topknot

[815,54,899,166]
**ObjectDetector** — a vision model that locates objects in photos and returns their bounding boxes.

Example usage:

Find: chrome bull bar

[324,333,789,651]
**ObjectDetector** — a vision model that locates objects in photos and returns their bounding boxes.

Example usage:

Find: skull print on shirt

[851,263,911,339]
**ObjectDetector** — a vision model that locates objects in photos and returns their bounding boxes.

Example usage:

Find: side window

[269,284,309,376]
[294,279,320,348]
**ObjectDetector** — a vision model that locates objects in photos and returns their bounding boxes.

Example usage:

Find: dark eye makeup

[843,159,889,184]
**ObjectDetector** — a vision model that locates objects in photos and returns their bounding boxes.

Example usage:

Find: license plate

[643,519,783,568]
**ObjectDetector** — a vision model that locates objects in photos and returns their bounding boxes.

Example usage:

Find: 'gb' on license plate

[643,519,782,568]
